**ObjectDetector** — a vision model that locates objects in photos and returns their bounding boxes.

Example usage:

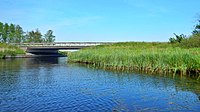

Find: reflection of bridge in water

[11,42,113,55]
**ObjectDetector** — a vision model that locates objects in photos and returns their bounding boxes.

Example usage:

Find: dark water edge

[4,54,66,58]
[0,57,200,112]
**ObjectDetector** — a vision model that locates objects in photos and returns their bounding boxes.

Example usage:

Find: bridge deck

[11,42,114,55]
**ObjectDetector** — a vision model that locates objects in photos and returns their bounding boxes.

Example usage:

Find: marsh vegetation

[0,43,25,59]
[68,42,200,77]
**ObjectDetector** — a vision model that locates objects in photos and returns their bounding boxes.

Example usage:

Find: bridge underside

[27,49,59,55]
[26,46,87,55]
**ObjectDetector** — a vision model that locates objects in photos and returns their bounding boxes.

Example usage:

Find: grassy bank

[68,42,200,77]
[0,43,25,59]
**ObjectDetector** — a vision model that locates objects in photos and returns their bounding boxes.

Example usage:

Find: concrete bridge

[11,42,112,55]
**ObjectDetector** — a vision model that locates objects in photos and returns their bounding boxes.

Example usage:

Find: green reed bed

[0,43,25,59]
[68,42,200,76]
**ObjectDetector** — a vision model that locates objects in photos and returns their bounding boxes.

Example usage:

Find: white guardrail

[10,42,113,47]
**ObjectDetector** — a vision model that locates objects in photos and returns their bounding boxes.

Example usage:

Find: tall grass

[0,43,25,58]
[68,42,200,76]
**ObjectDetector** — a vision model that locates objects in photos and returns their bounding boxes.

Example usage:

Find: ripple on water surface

[0,57,200,112]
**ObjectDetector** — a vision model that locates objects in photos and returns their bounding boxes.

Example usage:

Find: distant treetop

[0,22,56,43]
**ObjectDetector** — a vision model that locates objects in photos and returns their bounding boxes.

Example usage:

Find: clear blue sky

[0,0,200,42]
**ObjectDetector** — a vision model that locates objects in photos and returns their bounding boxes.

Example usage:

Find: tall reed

[68,42,200,76]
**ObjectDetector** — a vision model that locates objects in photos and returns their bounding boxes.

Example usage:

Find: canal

[0,57,199,111]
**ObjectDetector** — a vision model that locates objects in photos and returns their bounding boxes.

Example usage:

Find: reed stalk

[68,42,200,77]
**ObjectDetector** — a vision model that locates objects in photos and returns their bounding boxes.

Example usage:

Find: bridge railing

[10,42,113,47]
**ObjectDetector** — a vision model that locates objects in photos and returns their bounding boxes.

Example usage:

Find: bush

[180,34,200,48]
[0,43,25,58]
[169,33,186,44]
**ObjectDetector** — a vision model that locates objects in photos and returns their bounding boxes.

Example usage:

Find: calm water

[0,57,199,112]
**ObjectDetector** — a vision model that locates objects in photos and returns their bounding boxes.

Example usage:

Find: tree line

[0,22,55,43]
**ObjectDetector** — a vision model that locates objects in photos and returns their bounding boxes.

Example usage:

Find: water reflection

[0,59,23,91]
[25,57,59,65]
[0,57,199,112]
[81,64,200,100]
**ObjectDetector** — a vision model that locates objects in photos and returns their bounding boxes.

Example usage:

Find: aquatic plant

[68,42,200,77]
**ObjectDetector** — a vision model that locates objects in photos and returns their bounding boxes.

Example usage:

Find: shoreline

[4,54,66,58]
[68,42,200,77]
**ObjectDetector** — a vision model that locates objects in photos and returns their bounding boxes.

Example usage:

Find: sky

[0,0,200,42]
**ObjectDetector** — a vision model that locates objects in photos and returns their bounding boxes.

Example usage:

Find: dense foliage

[192,20,200,34]
[180,33,200,48]
[0,22,55,43]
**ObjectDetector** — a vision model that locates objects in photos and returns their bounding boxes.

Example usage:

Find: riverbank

[3,53,66,58]
[0,43,66,59]
[68,42,200,77]
[0,43,25,59]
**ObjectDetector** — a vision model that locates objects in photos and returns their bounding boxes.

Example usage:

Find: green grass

[68,42,200,77]
[0,43,25,58]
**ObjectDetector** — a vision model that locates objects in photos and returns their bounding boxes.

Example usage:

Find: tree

[2,23,9,43]
[174,33,186,43]
[15,25,24,43]
[34,29,43,43]
[26,31,35,43]
[169,33,186,43]
[26,29,43,43]
[169,37,176,43]
[44,30,55,43]
[192,20,200,34]
[0,22,3,42]
[9,23,15,43]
